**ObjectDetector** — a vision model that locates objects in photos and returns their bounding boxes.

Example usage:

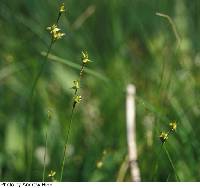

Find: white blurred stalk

[126,84,141,182]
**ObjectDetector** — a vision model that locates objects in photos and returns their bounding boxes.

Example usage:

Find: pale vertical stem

[126,84,141,182]
[116,155,129,182]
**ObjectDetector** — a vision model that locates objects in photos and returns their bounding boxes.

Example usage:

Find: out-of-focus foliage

[0,0,200,182]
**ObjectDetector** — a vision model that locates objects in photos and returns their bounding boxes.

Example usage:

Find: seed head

[71,80,79,91]
[169,122,177,132]
[81,51,91,64]
[47,24,65,41]
[73,95,82,104]
[159,131,168,143]
[47,24,59,33]
[54,32,65,40]
[48,170,56,177]
[59,3,65,13]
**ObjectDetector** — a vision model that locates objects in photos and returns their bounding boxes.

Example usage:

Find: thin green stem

[26,39,53,181]
[166,173,171,182]
[59,52,87,181]
[163,144,180,181]
[25,7,63,181]
[29,39,54,101]
[73,63,85,97]
[60,106,76,182]
[42,125,48,182]
[151,144,163,181]
[56,13,61,25]
[25,36,53,182]
[29,9,62,106]
[26,123,33,181]
[79,63,85,80]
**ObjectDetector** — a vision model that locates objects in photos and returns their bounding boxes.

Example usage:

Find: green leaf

[41,52,109,83]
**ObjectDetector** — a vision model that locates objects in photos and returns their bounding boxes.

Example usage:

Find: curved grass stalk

[116,155,129,182]
[156,12,181,49]
[163,144,180,181]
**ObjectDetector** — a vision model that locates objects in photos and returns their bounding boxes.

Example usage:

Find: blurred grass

[42,52,109,82]
[0,0,200,182]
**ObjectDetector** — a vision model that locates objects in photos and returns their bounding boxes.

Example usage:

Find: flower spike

[81,51,91,64]
[59,3,65,13]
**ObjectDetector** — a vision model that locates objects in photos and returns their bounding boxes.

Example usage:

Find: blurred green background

[0,0,200,182]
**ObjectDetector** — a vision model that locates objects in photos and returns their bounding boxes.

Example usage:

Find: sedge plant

[40,3,66,182]
[152,121,180,181]
[159,122,180,181]
[25,2,66,181]
[31,3,65,101]
[59,51,91,181]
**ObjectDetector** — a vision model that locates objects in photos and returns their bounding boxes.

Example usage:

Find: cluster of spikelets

[59,51,91,181]
[47,24,65,41]
[71,51,91,108]
[159,122,177,143]
[44,3,67,182]
[46,3,92,107]
[45,3,92,181]
[46,3,65,41]
[48,170,56,182]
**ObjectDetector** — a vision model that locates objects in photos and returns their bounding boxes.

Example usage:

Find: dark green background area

[0,0,200,181]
